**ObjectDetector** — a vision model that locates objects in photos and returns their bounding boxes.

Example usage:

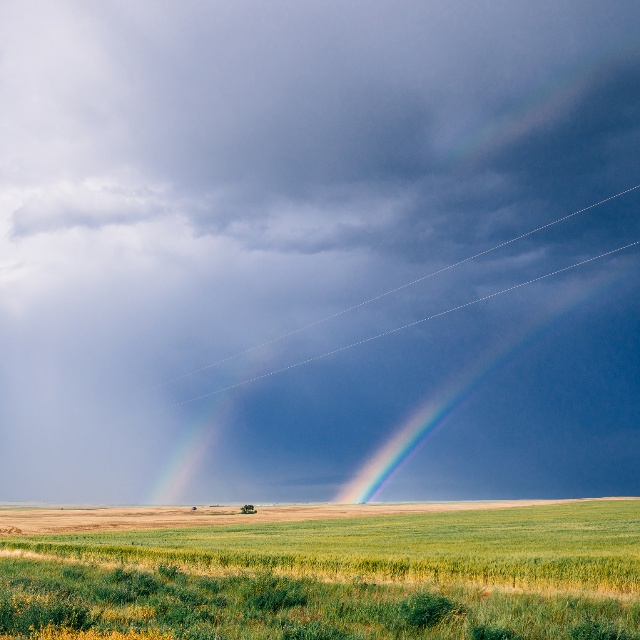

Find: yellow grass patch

[0,499,607,535]
[35,628,173,640]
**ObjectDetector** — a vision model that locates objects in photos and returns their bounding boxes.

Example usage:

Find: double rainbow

[148,37,639,505]
[335,270,627,504]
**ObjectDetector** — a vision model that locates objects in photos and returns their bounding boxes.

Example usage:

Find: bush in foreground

[1,555,640,640]
[570,620,636,640]
[282,622,354,640]
[0,593,91,635]
[394,591,461,628]
[470,624,518,640]
[242,573,308,612]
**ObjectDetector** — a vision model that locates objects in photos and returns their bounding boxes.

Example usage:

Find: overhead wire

[148,182,640,391]
[164,239,639,409]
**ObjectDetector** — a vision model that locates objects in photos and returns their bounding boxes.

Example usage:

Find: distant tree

[240,504,257,514]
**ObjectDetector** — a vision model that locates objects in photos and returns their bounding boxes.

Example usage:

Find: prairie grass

[35,630,171,640]
[1,501,639,638]
[0,556,639,639]
[2,501,639,593]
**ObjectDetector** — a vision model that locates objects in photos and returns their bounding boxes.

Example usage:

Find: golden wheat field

[0,498,611,536]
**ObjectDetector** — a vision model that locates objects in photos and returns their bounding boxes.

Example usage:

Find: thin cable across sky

[149,183,640,392]
[164,239,639,409]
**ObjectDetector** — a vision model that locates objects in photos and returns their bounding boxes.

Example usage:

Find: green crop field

[1,500,639,639]
[3,501,640,593]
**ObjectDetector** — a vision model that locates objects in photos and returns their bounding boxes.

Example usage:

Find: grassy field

[1,555,639,640]
[1,500,639,639]
[2,501,640,594]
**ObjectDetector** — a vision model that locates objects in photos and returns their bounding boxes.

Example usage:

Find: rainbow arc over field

[149,350,274,505]
[148,37,639,506]
[335,345,524,505]
[336,270,626,505]
[149,404,225,505]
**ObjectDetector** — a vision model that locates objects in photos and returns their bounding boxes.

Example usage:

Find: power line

[148,182,640,391]
[164,240,639,409]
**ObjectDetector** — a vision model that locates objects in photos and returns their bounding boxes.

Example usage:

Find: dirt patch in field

[0,527,22,535]
[0,498,633,536]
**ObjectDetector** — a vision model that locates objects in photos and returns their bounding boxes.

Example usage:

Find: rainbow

[148,38,640,506]
[335,269,626,504]
[335,337,527,504]
[148,349,274,505]
[443,36,640,169]
[149,408,223,505]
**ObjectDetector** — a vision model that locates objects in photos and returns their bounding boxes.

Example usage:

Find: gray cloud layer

[1,1,639,503]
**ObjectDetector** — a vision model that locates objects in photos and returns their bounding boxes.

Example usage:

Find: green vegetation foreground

[1,556,640,640]
[2,500,640,594]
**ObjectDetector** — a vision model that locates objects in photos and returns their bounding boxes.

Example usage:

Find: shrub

[570,621,635,640]
[157,564,182,581]
[195,577,221,594]
[282,622,353,640]
[211,595,227,608]
[249,586,307,612]
[62,566,87,581]
[155,603,198,628]
[95,569,161,604]
[182,623,224,640]
[470,625,518,640]
[240,505,257,514]
[132,572,159,596]
[174,587,209,607]
[0,595,91,635]
[152,595,218,629]
[94,583,136,605]
[396,591,459,628]
[242,574,308,612]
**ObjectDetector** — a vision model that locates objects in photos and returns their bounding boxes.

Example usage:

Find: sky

[1,1,639,505]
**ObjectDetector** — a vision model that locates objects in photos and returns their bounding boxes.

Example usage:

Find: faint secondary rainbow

[149,404,226,505]
[444,37,640,168]
[336,268,629,504]
[148,347,277,505]
[336,38,640,504]
[149,39,640,505]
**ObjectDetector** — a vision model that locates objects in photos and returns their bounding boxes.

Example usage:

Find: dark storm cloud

[366,53,640,272]
[8,2,638,262]
[113,5,638,279]
[1,1,639,504]
[30,2,632,248]
[481,54,640,238]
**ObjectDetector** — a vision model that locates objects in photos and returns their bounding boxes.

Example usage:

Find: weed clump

[249,587,307,612]
[0,592,91,635]
[570,620,636,640]
[95,569,161,604]
[470,625,518,639]
[394,591,461,628]
[157,564,182,581]
[112,569,159,595]
[282,622,353,640]
[62,566,87,581]
[195,577,222,594]
[210,595,227,608]
[181,623,225,640]
[242,574,308,612]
